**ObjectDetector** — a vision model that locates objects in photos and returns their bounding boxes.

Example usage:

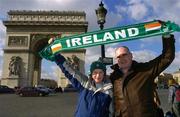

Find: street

[0,92,78,117]
[0,89,170,117]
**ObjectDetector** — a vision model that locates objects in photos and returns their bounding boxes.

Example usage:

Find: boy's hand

[48,37,55,44]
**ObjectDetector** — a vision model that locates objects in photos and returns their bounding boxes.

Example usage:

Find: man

[110,34,175,117]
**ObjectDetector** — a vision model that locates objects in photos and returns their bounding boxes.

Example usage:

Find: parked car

[35,85,55,94]
[0,85,15,94]
[63,84,77,92]
[54,87,63,93]
[17,87,49,97]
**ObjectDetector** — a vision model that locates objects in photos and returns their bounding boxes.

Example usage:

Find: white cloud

[165,51,180,73]
[0,69,2,78]
[0,21,5,78]
[0,0,120,31]
[144,0,180,24]
[0,50,3,57]
[115,0,180,23]
[131,50,180,73]
[172,51,180,66]
[115,1,148,20]
[106,46,116,57]
[128,3,147,20]
[85,47,101,63]
[105,11,122,29]
[41,64,58,81]
[132,49,156,62]
[0,21,6,47]
[139,36,162,47]
[178,36,180,45]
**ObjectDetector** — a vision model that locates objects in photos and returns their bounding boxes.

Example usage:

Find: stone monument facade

[1,10,88,88]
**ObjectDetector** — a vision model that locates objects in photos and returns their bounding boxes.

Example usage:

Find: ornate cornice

[8,10,86,16]
[3,21,88,26]
[5,10,87,23]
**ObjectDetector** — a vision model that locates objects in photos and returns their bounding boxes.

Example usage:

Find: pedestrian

[154,83,164,117]
[110,34,175,117]
[168,79,180,117]
[49,37,113,117]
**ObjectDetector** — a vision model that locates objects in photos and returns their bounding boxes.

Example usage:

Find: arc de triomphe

[1,10,88,88]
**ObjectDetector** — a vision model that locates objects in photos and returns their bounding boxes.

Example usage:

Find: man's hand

[163,33,171,38]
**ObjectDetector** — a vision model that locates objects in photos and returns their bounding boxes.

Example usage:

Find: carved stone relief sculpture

[66,55,80,71]
[9,56,22,76]
[8,36,28,46]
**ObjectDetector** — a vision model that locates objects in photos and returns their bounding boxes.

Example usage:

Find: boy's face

[92,69,104,83]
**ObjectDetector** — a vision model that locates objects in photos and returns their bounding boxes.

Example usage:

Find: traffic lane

[0,89,170,117]
[0,92,78,117]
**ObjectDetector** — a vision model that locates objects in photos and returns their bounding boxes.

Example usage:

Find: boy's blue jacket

[54,54,113,117]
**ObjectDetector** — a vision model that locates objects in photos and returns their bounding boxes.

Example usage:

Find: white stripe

[146,26,161,31]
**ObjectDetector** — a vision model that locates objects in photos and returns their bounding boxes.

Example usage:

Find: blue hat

[90,61,106,75]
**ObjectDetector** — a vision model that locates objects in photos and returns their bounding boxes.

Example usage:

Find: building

[172,69,180,85]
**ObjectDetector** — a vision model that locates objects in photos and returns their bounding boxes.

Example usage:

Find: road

[0,89,170,117]
[0,92,78,117]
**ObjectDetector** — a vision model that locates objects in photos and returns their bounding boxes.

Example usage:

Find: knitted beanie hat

[90,61,106,75]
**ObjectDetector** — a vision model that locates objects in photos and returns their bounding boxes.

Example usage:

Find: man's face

[92,69,104,83]
[115,47,132,69]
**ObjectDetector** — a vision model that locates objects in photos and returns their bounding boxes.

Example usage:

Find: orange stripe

[52,46,61,53]
[145,22,161,29]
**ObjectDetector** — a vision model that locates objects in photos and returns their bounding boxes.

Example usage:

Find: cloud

[144,0,180,23]
[0,0,117,31]
[85,47,101,71]
[115,1,148,21]
[105,11,122,29]
[127,3,148,20]
[0,55,3,78]
[177,36,180,45]
[0,21,6,47]
[172,51,180,67]
[41,63,59,81]
[0,21,5,78]
[132,49,157,62]
[85,45,116,63]
[0,69,2,77]
[0,50,3,58]
[114,0,180,23]
[131,50,180,73]
[164,51,180,73]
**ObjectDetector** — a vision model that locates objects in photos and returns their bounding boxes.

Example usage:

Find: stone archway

[30,35,48,87]
[1,10,88,88]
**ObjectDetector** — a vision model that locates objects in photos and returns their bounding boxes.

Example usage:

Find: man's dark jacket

[110,35,175,117]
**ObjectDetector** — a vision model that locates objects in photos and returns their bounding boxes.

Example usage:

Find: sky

[0,0,180,81]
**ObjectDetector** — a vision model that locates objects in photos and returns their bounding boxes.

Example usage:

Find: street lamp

[95,1,107,59]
